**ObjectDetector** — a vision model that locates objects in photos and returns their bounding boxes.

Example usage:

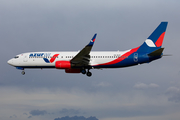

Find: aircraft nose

[7,59,13,66]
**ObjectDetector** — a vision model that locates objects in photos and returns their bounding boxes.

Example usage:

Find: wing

[70,33,97,67]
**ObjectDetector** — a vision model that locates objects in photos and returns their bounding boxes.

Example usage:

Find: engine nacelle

[65,69,81,73]
[55,61,71,69]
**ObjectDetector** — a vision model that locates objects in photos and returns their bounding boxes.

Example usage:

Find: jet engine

[55,61,81,73]
[55,61,71,69]
[65,69,81,73]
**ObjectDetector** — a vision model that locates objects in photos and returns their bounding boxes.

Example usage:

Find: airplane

[7,22,168,77]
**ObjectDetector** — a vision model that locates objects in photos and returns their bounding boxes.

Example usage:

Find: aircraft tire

[81,69,86,74]
[21,71,25,75]
[86,72,92,77]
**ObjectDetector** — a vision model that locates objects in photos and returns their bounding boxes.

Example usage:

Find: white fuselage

[7,50,130,68]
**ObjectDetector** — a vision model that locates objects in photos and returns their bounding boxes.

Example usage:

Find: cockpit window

[14,56,19,59]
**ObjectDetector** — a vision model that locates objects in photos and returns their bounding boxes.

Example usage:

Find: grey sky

[1,0,180,120]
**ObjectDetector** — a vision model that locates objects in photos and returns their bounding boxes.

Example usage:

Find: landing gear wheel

[81,69,86,74]
[21,71,25,75]
[86,72,92,77]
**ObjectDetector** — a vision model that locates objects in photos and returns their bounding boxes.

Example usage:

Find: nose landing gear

[21,70,25,75]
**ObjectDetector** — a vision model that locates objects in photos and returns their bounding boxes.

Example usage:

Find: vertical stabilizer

[137,22,168,53]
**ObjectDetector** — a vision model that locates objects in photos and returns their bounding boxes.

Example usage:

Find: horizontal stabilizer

[148,48,164,57]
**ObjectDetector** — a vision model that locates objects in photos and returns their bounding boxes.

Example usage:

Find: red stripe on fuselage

[95,47,140,66]
[50,54,59,63]
[155,32,165,47]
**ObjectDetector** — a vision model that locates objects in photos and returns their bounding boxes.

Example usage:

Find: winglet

[70,33,97,65]
[87,33,97,46]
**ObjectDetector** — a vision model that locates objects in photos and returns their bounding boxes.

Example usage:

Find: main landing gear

[86,71,92,77]
[81,69,92,77]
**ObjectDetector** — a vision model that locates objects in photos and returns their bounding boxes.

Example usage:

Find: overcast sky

[1,0,180,120]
